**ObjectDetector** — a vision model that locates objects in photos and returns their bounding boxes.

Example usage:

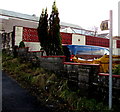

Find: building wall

[72,34,85,45]
[2,18,38,33]
[13,26,120,55]
[118,1,120,36]
[61,32,72,45]
[14,26,41,51]
[14,26,23,45]
[117,40,120,48]
[113,48,120,55]
[1,14,120,54]
[113,40,117,55]
[86,36,109,48]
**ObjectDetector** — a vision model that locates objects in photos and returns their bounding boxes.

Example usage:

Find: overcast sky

[1,0,120,36]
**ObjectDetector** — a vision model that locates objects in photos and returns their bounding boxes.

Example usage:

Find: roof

[0,9,39,22]
[60,22,82,29]
[0,9,82,29]
[97,33,109,38]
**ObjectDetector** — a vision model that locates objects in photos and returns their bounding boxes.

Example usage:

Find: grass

[2,51,111,112]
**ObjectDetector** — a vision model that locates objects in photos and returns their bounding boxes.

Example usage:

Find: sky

[1,0,120,36]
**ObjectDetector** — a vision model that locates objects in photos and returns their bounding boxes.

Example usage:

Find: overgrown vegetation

[2,52,111,112]
[113,64,120,75]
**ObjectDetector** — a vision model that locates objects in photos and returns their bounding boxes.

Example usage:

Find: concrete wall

[14,26,23,45]
[64,63,99,86]
[38,56,66,72]
[17,49,66,72]
[24,42,41,51]
[72,34,85,45]
[15,49,120,98]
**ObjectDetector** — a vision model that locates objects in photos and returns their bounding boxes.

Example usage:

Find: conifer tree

[49,1,63,55]
[37,1,63,55]
[37,8,49,55]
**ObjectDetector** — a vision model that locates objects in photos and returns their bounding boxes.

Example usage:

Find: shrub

[19,41,25,48]
[113,64,120,75]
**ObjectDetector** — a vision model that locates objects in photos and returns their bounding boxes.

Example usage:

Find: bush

[19,41,25,48]
[113,65,120,75]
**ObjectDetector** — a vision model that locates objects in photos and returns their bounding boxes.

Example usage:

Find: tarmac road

[2,71,52,112]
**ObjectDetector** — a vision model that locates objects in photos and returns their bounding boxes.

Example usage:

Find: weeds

[2,52,110,112]
[113,64,120,75]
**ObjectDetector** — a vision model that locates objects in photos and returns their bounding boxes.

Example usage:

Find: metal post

[109,10,113,110]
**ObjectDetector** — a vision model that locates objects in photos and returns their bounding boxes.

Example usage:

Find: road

[2,71,52,112]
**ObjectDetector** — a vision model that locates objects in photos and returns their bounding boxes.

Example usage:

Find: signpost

[109,10,113,110]
[100,10,113,110]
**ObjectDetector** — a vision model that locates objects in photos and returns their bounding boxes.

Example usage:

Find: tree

[49,1,63,55]
[37,1,63,56]
[37,8,49,55]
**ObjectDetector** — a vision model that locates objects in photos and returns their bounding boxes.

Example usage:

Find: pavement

[2,71,52,112]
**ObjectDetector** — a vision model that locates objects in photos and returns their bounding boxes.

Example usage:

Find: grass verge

[2,51,111,112]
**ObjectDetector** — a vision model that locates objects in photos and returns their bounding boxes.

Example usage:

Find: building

[0,9,120,55]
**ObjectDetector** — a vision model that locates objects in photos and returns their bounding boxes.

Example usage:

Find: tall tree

[37,8,49,55]
[49,1,63,55]
[37,1,63,56]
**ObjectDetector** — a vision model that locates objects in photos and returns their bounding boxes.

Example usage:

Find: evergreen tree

[49,1,63,55]
[37,8,49,55]
[37,1,63,56]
